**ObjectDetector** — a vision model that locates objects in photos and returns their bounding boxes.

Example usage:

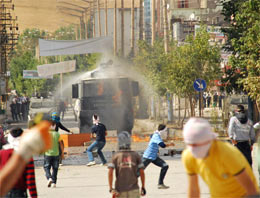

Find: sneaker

[158,184,169,189]
[86,161,96,166]
[51,183,56,188]
[100,163,107,167]
[47,178,52,188]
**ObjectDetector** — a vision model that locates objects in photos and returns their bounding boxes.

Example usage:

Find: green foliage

[9,26,100,96]
[134,39,168,95]
[9,51,46,96]
[134,27,221,99]
[221,0,260,95]
[221,0,260,103]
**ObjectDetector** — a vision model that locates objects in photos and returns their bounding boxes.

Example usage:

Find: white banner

[23,70,53,79]
[37,60,76,76]
[39,36,113,56]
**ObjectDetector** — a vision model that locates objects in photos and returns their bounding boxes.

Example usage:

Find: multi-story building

[168,0,226,41]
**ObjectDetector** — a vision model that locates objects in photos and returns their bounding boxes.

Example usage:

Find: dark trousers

[235,141,252,166]
[5,189,27,198]
[44,155,59,184]
[11,112,18,121]
[143,157,169,185]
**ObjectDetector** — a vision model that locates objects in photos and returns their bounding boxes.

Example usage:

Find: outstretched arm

[188,174,200,198]
[0,154,27,196]
[0,121,51,196]
[57,122,73,134]
[235,169,258,196]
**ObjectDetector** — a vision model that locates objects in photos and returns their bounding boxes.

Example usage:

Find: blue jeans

[143,157,169,185]
[87,141,107,164]
[44,155,59,184]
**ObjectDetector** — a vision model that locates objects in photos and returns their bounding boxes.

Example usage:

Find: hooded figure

[228,104,255,166]
[118,131,131,150]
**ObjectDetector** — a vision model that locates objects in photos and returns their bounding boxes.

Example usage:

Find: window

[178,0,189,8]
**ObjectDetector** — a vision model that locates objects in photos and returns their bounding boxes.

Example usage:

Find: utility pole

[151,0,155,45]
[84,11,88,39]
[139,0,144,40]
[78,24,82,40]
[105,0,108,36]
[114,0,117,56]
[92,1,96,37]
[131,0,135,54]
[121,0,124,56]
[157,0,161,37]
[97,0,101,37]
[163,0,169,53]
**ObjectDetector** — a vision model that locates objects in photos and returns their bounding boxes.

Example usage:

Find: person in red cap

[182,117,258,198]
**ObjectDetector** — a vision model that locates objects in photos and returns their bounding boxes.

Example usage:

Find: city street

[35,155,211,198]
[8,108,259,198]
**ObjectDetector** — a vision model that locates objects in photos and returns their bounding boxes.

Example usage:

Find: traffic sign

[193,79,206,91]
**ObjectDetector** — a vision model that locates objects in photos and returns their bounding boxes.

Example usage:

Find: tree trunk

[167,93,173,123]
[151,96,156,119]
[189,95,195,117]
[178,96,181,125]
[181,98,188,127]
[156,96,161,121]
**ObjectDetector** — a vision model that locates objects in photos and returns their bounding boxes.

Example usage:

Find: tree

[166,27,221,117]
[9,51,47,96]
[9,26,101,96]
[134,27,221,121]
[229,1,260,109]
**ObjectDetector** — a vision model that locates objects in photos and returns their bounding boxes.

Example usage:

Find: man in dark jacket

[85,114,107,166]
[228,104,255,166]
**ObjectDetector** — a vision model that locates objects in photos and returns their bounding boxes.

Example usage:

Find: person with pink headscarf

[182,117,258,198]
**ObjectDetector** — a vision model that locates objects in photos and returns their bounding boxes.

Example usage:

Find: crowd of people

[0,104,260,197]
[200,92,225,109]
[10,95,30,122]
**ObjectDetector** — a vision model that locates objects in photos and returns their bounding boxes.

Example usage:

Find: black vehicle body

[72,76,139,133]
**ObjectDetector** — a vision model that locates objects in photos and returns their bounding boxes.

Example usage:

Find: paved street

[35,155,211,198]
[33,145,260,198]
[5,107,260,197]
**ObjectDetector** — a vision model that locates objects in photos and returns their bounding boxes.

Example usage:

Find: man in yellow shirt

[182,117,258,198]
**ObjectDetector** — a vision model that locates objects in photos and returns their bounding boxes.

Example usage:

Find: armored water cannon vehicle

[72,60,139,134]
